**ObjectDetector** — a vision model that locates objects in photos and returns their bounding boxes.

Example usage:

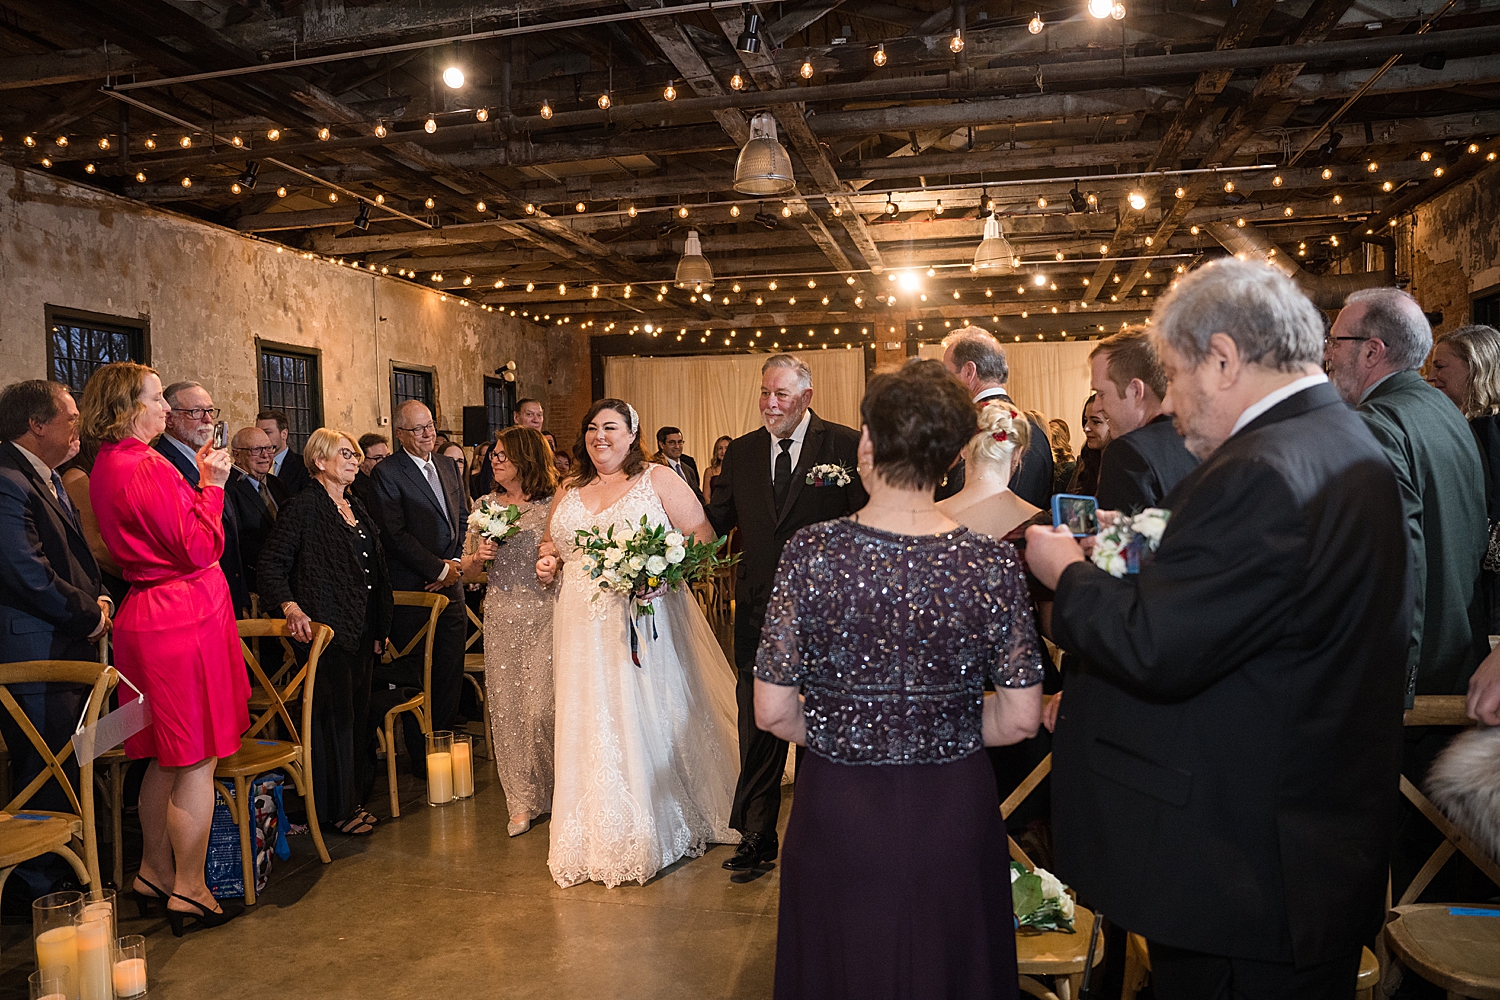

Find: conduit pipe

[1207,221,1393,309]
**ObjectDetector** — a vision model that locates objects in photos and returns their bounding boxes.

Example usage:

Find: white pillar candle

[451,740,473,798]
[427,751,453,804]
[77,918,112,1000]
[113,958,147,998]
[36,925,79,1000]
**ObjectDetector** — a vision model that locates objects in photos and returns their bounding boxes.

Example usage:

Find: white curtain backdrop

[919,340,1095,431]
[604,351,865,463]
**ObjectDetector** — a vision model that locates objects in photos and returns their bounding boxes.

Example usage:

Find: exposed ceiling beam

[0,45,142,90]
[624,0,750,145]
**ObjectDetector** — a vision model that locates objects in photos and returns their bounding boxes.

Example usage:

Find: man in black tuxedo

[1089,328,1199,511]
[654,426,704,505]
[0,380,111,898]
[370,400,467,777]
[258,409,311,496]
[707,354,867,874]
[936,327,1054,507]
[226,426,291,602]
[1028,259,1411,999]
[155,381,251,616]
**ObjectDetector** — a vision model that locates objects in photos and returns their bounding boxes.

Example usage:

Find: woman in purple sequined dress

[755,361,1045,1000]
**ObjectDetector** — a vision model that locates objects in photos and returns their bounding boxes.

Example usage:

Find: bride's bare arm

[649,465,715,542]
[536,488,567,585]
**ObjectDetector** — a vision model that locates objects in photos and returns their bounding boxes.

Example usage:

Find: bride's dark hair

[568,398,648,486]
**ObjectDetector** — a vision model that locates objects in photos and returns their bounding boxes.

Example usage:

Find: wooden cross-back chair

[0,661,116,896]
[999,742,1104,1000]
[213,619,334,905]
[463,603,487,759]
[1380,694,1500,1000]
[379,591,448,818]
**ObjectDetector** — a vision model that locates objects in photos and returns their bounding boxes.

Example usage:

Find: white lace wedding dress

[547,469,741,888]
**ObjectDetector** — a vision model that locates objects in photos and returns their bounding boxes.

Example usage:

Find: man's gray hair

[1344,287,1433,371]
[1151,258,1324,372]
[762,354,812,391]
[941,326,1009,384]
[162,380,205,406]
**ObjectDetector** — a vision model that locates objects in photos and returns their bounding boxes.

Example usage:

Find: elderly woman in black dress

[259,427,395,836]
[755,360,1044,1000]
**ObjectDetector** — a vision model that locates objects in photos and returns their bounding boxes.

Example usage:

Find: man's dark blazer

[368,448,467,591]
[274,448,311,496]
[935,389,1054,508]
[153,436,251,616]
[660,453,704,505]
[1359,369,1489,699]
[1094,413,1199,513]
[348,469,378,511]
[1050,382,1411,967]
[225,471,290,597]
[707,410,867,624]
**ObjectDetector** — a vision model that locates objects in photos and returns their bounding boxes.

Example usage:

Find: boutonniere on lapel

[805,463,853,487]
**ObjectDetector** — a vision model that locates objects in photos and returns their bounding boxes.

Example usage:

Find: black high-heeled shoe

[130,874,171,917]
[166,893,246,937]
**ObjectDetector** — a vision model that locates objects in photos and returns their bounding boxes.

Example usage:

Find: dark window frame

[1474,285,1500,329]
[484,375,516,438]
[390,362,437,423]
[256,340,324,452]
[44,305,151,397]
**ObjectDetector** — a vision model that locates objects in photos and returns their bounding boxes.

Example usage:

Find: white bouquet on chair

[1011,861,1077,933]
[468,497,522,568]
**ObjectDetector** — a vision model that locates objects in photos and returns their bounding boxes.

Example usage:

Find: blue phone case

[1051,494,1098,538]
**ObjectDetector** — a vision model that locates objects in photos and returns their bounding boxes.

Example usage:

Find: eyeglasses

[397,421,436,435]
[234,445,276,456]
[336,448,359,460]
[1325,335,1369,347]
[366,453,386,464]
[171,406,221,420]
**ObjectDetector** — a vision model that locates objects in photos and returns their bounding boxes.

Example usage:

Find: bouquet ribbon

[628,602,659,667]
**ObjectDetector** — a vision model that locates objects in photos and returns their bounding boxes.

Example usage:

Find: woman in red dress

[80,362,248,933]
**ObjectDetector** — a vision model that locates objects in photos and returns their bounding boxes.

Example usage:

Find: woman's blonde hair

[1437,324,1500,418]
[304,427,361,474]
[78,362,159,443]
[966,401,1030,473]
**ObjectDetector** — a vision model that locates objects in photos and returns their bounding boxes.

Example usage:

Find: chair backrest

[0,661,117,885]
[384,591,450,699]
[1000,750,1052,872]
[237,620,333,753]
[466,603,482,652]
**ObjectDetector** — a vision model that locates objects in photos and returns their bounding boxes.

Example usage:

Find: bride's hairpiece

[623,402,639,434]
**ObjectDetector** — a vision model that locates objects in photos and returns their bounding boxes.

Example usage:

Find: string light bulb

[1469,143,1481,154]
[144,138,157,150]
[525,203,536,214]
[276,186,287,198]
[267,128,280,141]
[22,135,35,147]
[475,200,487,212]
[949,29,964,53]
[729,204,740,217]
[730,72,745,90]
[424,116,437,134]
[873,43,887,67]
[1223,180,1235,193]
[134,171,146,183]
[800,60,814,79]
[463,276,473,286]
[935,199,944,215]
[475,107,489,122]
[318,126,331,141]
[1089,0,1113,17]
[231,181,241,193]
[84,163,95,174]
[540,101,553,119]
[179,135,191,148]
[1434,167,1445,177]
[375,194,385,205]
[39,157,51,168]
[628,205,638,218]
[1332,193,1343,205]
[425,196,436,209]
[1421,151,1432,161]
[1112,2,1126,18]
[1127,191,1146,210]
[781,204,792,218]
[327,191,338,203]
[678,205,689,218]
[1028,12,1045,33]
[97,137,110,150]
[1321,167,1333,180]
[575,201,586,213]
[598,92,611,110]
[1175,186,1186,198]
[664,81,676,101]
[1367,161,1379,172]
[1381,181,1393,192]
[180,176,192,188]
[1272,175,1284,187]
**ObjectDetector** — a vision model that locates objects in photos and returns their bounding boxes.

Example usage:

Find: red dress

[91,438,249,765]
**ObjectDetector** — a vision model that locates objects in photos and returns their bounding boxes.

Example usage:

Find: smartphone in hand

[1051,494,1099,538]
[212,420,229,450]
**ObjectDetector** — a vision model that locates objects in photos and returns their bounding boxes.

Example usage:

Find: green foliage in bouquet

[574,515,739,618]
[1010,861,1077,933]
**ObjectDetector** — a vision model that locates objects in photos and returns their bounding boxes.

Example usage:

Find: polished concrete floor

[0,764,784,1000]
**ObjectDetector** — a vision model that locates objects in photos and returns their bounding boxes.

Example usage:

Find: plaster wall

[1408,161,1500,334]
[0,164,550,439]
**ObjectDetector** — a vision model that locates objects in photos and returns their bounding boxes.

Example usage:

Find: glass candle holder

[426,730,454,806]
[30,968,70,1000]
[451,734,474,799]
[113,936,147,998]
[33,891,83,1000]
[80,888,116,1000]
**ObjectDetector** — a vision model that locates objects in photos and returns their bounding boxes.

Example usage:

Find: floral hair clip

[992,431,1009,442]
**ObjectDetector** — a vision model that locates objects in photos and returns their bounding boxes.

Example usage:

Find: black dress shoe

[722,832,778,871]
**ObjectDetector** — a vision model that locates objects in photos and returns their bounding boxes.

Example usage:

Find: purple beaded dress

[757,518,1044,1000]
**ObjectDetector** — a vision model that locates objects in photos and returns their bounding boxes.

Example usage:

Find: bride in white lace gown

[536,399,740,888]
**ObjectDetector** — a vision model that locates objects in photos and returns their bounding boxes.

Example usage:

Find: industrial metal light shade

[734,113,795,196]
[974,215,1017,271]
[736,9,763,53]
[675,230,715,289]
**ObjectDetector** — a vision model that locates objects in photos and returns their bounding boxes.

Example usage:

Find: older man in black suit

[370,399,468,778]
[1028,259,1411,999]
[707,354,867,874]
[1089,327,1199,512]
[0,380,110,898]
[226,426,290,601]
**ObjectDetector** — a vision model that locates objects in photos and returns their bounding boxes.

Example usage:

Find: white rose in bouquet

[1131,508,1170,545]
[666,545,686,564]
[616,526,635,544]
[646,555,668,575]
[628,555,645,572]
[664,531,684,548]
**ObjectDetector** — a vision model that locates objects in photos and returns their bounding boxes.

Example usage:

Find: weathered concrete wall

[1409,161,1500,335]
[0,164,551,439]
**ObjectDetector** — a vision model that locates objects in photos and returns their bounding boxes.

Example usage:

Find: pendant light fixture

[733,112,794,196]
[675,230,715,290]
[974,215,1017,272]
[735,5,763,53]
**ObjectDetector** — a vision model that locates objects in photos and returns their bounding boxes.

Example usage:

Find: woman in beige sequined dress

[462,426,558,837]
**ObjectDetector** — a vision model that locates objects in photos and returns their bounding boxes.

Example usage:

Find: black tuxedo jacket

[1051,382,1411,965]
[1094,414,1199,512]
[153,436,251,616]
[370,448,468,592]
[935,390,1055,509]
[274,448,311,496]
[707,411,867,621]
[226,471,291,596]
[0,442,104,662]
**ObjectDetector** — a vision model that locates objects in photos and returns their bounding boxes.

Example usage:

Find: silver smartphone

[212,420,229,450]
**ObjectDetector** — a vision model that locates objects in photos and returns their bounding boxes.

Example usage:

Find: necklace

[859,503,936,515]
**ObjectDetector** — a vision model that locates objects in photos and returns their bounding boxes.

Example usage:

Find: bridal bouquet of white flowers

[1091,508,1170,578]
[805,463,853,487]
[467,497,523,568]
[1011,861,1077,933]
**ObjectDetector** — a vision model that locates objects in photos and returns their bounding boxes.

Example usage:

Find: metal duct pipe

[1206,222,1394,309]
